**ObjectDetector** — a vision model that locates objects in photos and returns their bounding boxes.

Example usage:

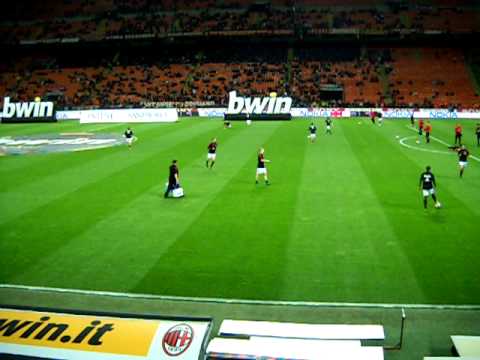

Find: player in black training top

[206,138,218,168]
[164,160,180,198]
[124,127,134,148]
[419,166,441,209]
[308,122,317,142]
[255,147,271,185]
[325,117,332,134]
[457,145,470,178]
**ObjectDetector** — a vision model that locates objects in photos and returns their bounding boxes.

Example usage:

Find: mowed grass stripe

[0,121,196,189]
[9,121,266,291]
[282,120,425,303]
[0,120,223,281]
[388,120,480,216]
[0,121,81,136]
[0,120,213,225]
[343,120,480,304]
[0,122,91,173]
[133,121,307,300]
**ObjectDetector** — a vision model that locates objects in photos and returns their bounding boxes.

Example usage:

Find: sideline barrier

[52,107,480,122]
[0,306,211,359]
[56,109,178,123]
[194,107,480,119]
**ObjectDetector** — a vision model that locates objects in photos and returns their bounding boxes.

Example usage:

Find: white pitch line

[399,136,453,155]
[404,125,480,162]
[1,284,480,310]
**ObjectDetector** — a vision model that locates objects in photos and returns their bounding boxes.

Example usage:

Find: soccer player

[256,147,270,185]
[410,113,414,127]
[325,117,333,134]
[124,127,134,148]
[417,119,424,143]
[475,123,480,146]
[457,145,469,178]
[206,138,218,168]
[370,111,376,124]
[419,166,441,209]
[424,121,432,144]
[224,120,232,129]
[164,160,180,198]
[454,123,462,145]
[308,122,317,142]
[418,119,424,136]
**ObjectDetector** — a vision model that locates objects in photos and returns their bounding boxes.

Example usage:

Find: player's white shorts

[308,133,316,139]
[207,153,216,160]
[422,188,435,197]
[256,168,267,175]
[246,119,252,125]
[126,137,133,145]
[459,161,468,167]
[326,125,331,131]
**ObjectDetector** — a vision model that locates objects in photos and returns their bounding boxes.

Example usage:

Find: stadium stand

[388,48,479,108]
[1,45,478,109]
[1,1,479,44]
[0,0,479,110]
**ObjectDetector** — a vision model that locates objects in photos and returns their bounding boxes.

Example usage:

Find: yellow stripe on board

[0,308,158,356]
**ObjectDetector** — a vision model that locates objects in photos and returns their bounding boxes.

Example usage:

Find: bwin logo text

[227,91,292,114]
[2,97,54,119]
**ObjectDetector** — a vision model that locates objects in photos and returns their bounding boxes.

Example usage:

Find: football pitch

[1,117,479,306]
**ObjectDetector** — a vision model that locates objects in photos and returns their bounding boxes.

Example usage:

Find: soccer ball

[416,140,420,144]
[435,202,442,209]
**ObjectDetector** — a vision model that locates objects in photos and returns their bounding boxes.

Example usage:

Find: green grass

[1,117,480,305]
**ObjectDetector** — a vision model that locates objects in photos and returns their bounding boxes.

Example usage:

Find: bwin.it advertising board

[1,97,56,123]
[0,307,212,360]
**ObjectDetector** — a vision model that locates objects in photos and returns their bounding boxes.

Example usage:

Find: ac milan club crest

[162,324,194,356]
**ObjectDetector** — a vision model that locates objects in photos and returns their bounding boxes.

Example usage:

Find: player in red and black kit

[164,160,180,198]
[418,119,424,136]
[457,145,469,178]
[454,123,462,145]
[255,147,270,185]
[424,121,432,143]
[206,138,218,169]
[370,111,376,124]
